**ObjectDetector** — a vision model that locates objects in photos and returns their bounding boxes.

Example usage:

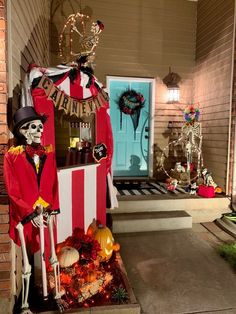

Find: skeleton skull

[19,119,43,145]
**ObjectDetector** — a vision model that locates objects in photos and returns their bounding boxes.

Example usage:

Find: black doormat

[114,181,188,196]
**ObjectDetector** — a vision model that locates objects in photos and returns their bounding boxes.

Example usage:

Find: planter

[36,253,140,314]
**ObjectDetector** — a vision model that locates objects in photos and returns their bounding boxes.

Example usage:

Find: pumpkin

[57,246,80,268]
[93,224,114,262]
[215,186,223,194]
[113,242,120,252]
[86,218,99,237]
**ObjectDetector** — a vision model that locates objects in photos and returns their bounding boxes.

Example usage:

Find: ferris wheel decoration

[59,12,104,64]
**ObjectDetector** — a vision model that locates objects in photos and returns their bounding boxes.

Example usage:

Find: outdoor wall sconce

[163,67,181,103]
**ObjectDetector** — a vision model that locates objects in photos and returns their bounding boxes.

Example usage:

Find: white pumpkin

[57,246,80,268]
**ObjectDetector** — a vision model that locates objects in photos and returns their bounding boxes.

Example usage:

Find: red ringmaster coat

[4,145,59,253]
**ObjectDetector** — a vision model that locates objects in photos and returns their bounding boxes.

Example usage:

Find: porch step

[108,196,231,223]
[111,210,192,233]
[215,216,236,239]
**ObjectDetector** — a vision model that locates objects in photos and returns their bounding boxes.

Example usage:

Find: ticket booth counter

[57,162,105,242]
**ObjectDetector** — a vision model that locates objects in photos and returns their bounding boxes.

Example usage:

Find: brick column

[0,0,12,311]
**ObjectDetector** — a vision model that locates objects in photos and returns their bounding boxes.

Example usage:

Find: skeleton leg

[16,223,32,314]
[38,213,48,299]
[47,215,65,312]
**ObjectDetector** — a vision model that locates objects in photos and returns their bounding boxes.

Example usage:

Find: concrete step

[215,216,236,239]
[111,210,192,233]
[108,197,231,223]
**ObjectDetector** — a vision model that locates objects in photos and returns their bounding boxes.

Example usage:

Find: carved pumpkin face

[57,246,80,268]
[94,225,114,262]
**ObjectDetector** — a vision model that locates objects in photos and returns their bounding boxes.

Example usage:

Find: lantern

[163,67,181,103]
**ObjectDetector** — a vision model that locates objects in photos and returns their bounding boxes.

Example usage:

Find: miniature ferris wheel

[59,12,104,64]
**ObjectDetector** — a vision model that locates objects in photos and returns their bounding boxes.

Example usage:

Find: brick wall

[0,0,12,312]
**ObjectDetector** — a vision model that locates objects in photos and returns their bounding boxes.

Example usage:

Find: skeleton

[202,168,217,189]
[16,119,64,314]
[181,122,203,178]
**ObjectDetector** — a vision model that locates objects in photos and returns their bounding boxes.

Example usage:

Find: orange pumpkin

[93,224,114,262]
[86,218,99,237]
[113,242,120,252]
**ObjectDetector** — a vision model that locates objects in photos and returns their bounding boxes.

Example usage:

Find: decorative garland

[118,90,145,115]
[184,105,200,124]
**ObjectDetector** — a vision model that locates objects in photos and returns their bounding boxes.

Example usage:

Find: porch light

[163,67,181,103]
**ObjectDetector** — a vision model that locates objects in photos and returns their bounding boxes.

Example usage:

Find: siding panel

[9,0,50,100]
[194,0,234,192]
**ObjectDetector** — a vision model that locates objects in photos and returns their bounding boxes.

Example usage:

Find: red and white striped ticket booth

[26,65,114,244]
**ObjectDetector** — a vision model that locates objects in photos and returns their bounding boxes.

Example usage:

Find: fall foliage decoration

[48,227,128,310]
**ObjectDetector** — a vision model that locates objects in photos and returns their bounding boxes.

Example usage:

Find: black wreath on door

[117,89,145,139]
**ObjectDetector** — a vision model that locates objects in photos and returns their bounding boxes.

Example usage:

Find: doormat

[114,181,188,196]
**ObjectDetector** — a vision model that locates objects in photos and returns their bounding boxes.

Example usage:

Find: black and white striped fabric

[114,181,188,196]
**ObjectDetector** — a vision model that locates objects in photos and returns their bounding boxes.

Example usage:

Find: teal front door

[108,77,153,177]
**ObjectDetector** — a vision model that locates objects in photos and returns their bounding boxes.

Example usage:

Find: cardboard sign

[93,143,107,162]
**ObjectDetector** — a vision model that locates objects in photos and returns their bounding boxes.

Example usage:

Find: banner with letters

[37,74,109,118]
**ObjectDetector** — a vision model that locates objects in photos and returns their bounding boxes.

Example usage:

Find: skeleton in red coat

[4,107,64,314]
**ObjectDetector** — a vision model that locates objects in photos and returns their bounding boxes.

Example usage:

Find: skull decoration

[19,119,44,145]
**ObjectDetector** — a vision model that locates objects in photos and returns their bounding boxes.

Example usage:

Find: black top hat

[13,106,47,137]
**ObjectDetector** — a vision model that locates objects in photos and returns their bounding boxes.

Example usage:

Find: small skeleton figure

[189,182,198,195]
[202,168,217,189]
[4,107,65,313]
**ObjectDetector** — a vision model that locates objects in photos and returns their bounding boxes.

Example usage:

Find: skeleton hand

[31,205,48,228]
[55,297,68,313]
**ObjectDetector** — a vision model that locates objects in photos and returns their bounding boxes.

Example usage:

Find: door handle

[145,135,149,139]
[145,127,149,132]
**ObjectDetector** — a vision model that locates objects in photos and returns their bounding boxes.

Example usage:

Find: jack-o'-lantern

[57,246,80,268]
[93,224,114,262]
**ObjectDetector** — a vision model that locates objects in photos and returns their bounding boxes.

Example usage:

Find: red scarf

[25,144,46,158]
